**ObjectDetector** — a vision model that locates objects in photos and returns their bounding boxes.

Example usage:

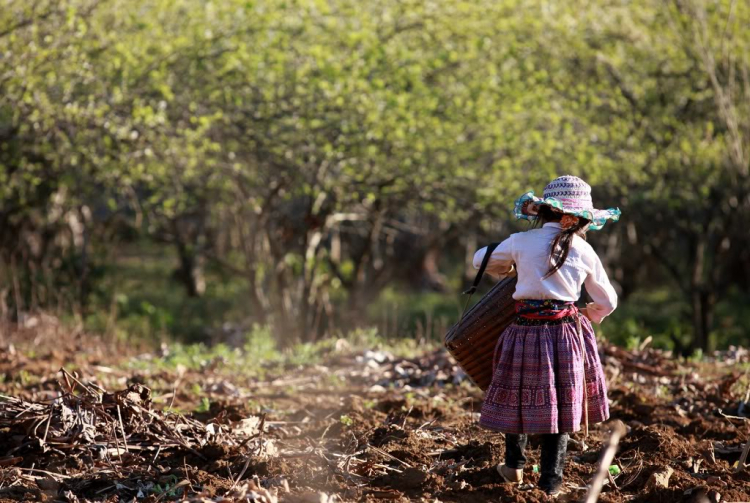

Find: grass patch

[121,325,436,382]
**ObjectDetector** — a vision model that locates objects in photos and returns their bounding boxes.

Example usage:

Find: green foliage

[82,240,250,341]
[599,287,750,352]
[1,0,749,349]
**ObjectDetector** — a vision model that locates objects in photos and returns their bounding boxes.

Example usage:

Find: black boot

[539,433,568,495]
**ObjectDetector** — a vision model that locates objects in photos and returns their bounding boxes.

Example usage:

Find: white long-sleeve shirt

[473,223,618,324]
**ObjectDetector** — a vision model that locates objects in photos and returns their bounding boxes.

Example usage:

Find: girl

[473,175,620,497]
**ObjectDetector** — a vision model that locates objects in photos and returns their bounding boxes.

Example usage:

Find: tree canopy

[1,0,748,350]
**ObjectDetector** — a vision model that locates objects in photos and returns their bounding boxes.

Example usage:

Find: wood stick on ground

[228,455,253,492]
[116,405,129,453]
[583,420,627,503]
[110,412,125,461]
[15,467,69,479]
[738,386,750,473]
[59,369,98,398]
[718,409,750,423]
[368,444,413,468]
[735,435,750,473]
[41,407,53,445]
[151,445,162,466]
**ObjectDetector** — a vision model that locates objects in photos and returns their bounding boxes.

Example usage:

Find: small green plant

[404,391,416,409]
[688,348,704,362]
[196,397,211,413]
[18,370,32,386]
[151,475,181,498]
[339,414,354,427]
[625,335,642,351]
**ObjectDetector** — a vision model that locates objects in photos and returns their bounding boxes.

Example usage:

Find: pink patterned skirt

[479,315,609,434]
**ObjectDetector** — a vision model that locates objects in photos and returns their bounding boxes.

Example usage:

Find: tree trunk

[234,213,267,323]
[690,289,714,353]
[420,245,446,291]
[245,267,267,324]
[344,209,384,328]
[688,236,714,353]
[263,223,296,346]
[174,242,204,297]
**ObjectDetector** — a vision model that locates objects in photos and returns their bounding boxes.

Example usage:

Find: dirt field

[0,323,749,502]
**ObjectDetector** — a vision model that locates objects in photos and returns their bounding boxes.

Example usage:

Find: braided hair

[534,205,591,279]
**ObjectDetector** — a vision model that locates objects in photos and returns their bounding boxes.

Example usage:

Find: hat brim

[514,191,621,231]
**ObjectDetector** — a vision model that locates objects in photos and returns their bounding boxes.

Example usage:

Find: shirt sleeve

[473,235,514,279]
[584,252,618,324]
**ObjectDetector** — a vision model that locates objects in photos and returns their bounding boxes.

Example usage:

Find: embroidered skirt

[479,315,609,434]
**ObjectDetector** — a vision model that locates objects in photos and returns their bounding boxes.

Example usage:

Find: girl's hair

[534,205,591,278]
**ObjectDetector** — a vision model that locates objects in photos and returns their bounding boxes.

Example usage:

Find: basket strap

[576,313,589,437]
[460,242,501,317]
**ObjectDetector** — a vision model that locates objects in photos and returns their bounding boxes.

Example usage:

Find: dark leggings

[505,433,568,492]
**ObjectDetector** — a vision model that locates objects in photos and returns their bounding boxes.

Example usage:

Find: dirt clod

[645,466,674,490]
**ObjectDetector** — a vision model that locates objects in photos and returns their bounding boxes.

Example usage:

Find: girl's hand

[580,307,592,321]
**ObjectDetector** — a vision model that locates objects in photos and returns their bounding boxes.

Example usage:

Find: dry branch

[583,420,627,503]
[736,437,750,474]
[0,369,266,488]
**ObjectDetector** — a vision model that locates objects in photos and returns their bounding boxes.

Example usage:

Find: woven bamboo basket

[444,275,518,391]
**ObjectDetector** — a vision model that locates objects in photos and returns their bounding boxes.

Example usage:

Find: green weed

[339,415,354,427]
[196,397,210,413]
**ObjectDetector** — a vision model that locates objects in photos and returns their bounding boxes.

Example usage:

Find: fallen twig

[719,409,750,423]
[583,420,627,503]
[367,444,413,468]
[736,436,750,473]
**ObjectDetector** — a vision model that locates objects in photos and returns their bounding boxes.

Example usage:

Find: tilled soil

[0,324,749,502]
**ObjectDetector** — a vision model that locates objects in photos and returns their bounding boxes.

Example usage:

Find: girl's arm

[583,254,618,324]
[473,235,515,279]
